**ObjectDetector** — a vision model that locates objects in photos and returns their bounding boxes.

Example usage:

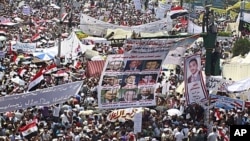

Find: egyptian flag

[19,122,38,139]
[218,129,229,141]
[61,13,68,22]
[18,68,27,77]
[45,63,57,74]
[169,7,188,19]
[238,12,250,34]
[31,33,41,42]
[28,68,44,91]
[74,60,82,69]
[214,108,221,121]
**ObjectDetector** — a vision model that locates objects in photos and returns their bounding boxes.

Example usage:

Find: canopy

[227,1,250,11]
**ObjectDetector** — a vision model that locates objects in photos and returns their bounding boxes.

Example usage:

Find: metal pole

[58,0,62,58]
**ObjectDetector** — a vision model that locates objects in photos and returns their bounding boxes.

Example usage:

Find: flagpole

[58,0,63,59]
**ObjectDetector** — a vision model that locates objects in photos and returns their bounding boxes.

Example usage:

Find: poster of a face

[105,60,124,72]
[184,55,208,104]
[142,60,162,71]
[121,74,139,89]
[102,75,122,87]
[137,87,154,101]
[124,60,142,71]
[138,74,157,85]
[101,89,119,104]
[118,89,138,102]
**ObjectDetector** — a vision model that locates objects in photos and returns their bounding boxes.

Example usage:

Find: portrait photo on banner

[118,88,138,102]
[137,87,155,101]
[138,74,157,85]
[101,75,122,87]
[142,60,162,71]
[124,60,142,72]
[105,60,125,72]
[100,88,119,104]
[121,74,139,89]
[184,55,207,104]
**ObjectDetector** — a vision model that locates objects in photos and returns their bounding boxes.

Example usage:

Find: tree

[232,37,250,57]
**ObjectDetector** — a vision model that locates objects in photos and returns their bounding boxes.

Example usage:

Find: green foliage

[232,38,250,57]
[217,31,232,37]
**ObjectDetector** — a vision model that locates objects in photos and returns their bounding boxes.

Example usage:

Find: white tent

[222,53,250,81]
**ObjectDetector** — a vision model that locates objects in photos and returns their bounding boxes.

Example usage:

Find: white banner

[184,55,208,104]
[133,0,142,11]
[187,20,203,34]
[206,76,234,92]
[107,108,143,122]
[125,37,198,53]
[11,42,36,53]
[98,53,166,109]
[80,14,173,36]
[134,112,142,133]
[226,78,250,92]
[156,7,166,19]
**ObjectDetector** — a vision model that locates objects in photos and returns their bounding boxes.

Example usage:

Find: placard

[98,53,166,109]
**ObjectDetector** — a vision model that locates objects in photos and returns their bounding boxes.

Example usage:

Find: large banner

[210,94,245,110]
[80,14,173,36]
[98,53,166,109]
[0,81,83,113]
[184,55,208,104]
[124,36,198,53]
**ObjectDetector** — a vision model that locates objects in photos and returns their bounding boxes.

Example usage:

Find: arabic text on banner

[98,53,166,109]
[206,76,234,92]
[184,55,208,104]
[79,14,173,36]
[11,42,36,53]
[0,81,83,113]
[210,94,245,110]
[125,37,198,53]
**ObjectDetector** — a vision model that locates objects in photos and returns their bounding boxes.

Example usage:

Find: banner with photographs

[98,53,166,109]
[124,36,198,53]
[210,94,245,110]
[184,55,208,104]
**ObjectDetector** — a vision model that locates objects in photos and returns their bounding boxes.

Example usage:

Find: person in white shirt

[174,127,184,141]
[52,104,61,122]
[207,127,219,141]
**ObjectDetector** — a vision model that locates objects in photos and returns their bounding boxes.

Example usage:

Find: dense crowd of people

[0,0,248,141]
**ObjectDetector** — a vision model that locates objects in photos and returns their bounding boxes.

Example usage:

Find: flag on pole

[28,69,44,91]
[19,122,38,139]
[239,12,250,34]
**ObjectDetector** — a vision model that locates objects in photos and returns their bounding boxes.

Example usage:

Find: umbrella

[34,52,54,61]
[167,109,182,116]
[0,36,6,41]
[11,77,25,86]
